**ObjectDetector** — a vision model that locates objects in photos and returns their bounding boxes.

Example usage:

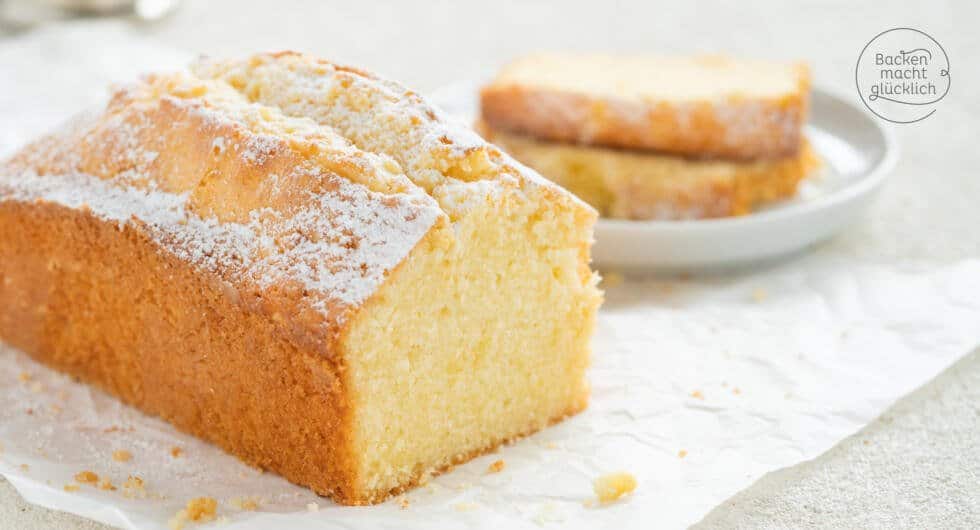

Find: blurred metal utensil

[0,0,178,32]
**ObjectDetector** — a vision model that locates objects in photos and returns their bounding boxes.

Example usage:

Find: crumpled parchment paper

[1,21,979,530]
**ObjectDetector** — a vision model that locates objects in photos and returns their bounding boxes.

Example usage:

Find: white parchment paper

[1,21,979,530]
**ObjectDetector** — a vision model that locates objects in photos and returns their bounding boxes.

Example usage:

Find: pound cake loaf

[0,52,601,505]
[479,122,819,220]
[481,53,811,160]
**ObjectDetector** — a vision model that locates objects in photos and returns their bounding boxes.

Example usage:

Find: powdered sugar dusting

[0,169,441,318]
[190,54,585,213]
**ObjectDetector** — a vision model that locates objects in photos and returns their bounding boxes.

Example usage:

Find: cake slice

[479,122,819,220]
[0,54,601,505]
[480,53,810,160]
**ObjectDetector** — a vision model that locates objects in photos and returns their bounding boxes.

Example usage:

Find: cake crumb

[306,502,319,512]
[170,446,183,458]
[122,475,146,498]
[397,496,409,509]
[863,439,871,446]
[113,450,133,462]
[453,501,478,512]
[690,390,704,400]
[185,497,218,521]
[98,478,117,491]
[487,459,505,473]
[74,470,99,485]
[18,372,31,382]
[678,449,688,458]
[751,288,768,302]
[169,497,218,530]
[593,472,637,504]
[19,464,29,472]
[64,484,80,492]
[732,387,742,395]
[229,497,259,511]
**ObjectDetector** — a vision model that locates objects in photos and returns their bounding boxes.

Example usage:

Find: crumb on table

[63,484,80,492]
[487,459,505,473]
[169,497,218,530]
[593,472,637,504]
[230,497,259,511]
[99,478,116,491]
[112,449,133,462]
[690,390,704,400]
[170,446,183,458]
[122,475,146,499]
[678,449,688,458]
[306,502,319,512]
[74,470,99,484]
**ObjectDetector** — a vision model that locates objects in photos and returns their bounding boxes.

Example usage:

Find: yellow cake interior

[346,185,596,497]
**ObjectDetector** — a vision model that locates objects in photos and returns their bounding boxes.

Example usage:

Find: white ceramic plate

[429,80,897,271]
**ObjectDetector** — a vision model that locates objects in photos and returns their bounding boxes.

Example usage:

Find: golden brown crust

[609,143,818,219]
[3,73,443,361]
[480,63,810,160]
[0,200,360,500]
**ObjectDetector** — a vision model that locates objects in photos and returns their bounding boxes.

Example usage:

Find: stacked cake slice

[479,53,819,220]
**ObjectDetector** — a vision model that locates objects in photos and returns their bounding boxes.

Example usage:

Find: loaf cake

[479,122,819,219]
[0,52,601,505]
[479,53,817,220]
[481,53,810,160]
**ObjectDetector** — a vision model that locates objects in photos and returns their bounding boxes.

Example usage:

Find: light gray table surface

[1,1,977,528]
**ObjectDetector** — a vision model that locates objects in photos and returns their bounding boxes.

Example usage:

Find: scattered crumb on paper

[74,470,98,485]
[168,496,217,530]
[486,459,505,473]
[593,472,637,504]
